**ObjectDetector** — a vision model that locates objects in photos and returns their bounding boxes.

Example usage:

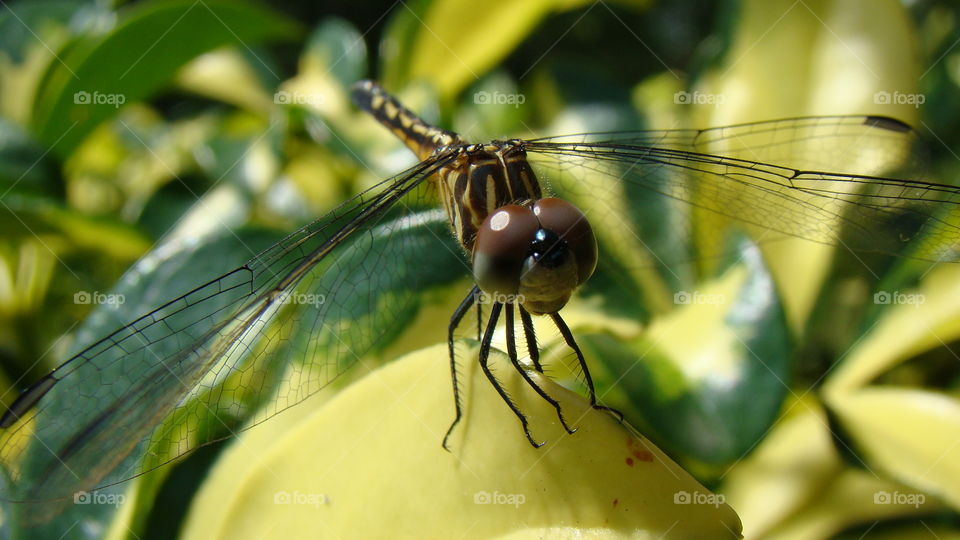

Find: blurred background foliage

[0,0,959,538]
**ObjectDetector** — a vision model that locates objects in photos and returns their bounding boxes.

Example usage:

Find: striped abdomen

[351,80,462,161]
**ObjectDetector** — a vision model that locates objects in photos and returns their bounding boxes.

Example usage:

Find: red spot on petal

[625,457,634,467]
[632,449,653,462]
[612,498,619,507]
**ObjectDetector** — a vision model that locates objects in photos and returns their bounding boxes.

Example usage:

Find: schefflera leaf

[181,343,742,539]
[822,263,960,511]
[692,0,920,331]
[590,234,790,463]
[722,398,945,540]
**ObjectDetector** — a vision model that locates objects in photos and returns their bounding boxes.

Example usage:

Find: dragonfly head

[472,198,597,315]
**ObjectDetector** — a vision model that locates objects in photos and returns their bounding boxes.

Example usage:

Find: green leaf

[693,0,921,331]
[181,343,742,539]
[824,263,960,394]
[0,119,60,198]
[381,0,555,99]
[0,193,148,259]
[825,387,960,511]
[596,233,791,463]
[302,18,367,88]
[31,0,298,157]
[0,0,96,63]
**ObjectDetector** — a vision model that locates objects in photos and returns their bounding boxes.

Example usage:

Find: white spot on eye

[490,210,511,231]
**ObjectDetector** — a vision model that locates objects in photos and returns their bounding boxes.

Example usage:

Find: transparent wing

[0,154,467,519]
[527,116,960,265]
[531,115,923,176]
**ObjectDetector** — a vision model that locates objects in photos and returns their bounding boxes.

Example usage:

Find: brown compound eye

[472,205,539,296]
[533,198,597,285]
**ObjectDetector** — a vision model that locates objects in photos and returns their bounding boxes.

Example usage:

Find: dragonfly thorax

[472,198,598,315]
[436,141,544,252]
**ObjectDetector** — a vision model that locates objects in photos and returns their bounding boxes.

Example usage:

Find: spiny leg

[518,306,543,372]
[505,305,576,434]
[480,302,543,448]
[476,290,483,342]
[443,285,480,450]
[549,312,624,422]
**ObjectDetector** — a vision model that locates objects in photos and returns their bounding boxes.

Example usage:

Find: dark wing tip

[863,115,913,133]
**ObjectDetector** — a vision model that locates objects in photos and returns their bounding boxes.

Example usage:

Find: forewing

[527,116,960,271]
[0,155,466,521]
[531,116,923,176]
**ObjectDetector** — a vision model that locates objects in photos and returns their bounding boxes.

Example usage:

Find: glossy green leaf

[0,193,148,259]
[302,18,367,88]
[31,0,297,157]
[381,0,554,99]
[0,1,98,63]
[0,119,59,198]
[693,0,921,331]
[825,387,960,511]
[824,263,960,394]
[182,343,742,539]
[594,233,790,463]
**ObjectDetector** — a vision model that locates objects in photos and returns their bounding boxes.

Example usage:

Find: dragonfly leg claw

[442,420,459,452]
[521,423,545,448]
[593,404,625,423]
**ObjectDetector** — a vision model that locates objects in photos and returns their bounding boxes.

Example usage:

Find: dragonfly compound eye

[473,204,539,299]
[515,198,598,314]
[532,198,597,285]
[473,199,598,314]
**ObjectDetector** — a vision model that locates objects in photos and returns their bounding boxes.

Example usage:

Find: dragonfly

[2,79,960,525]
